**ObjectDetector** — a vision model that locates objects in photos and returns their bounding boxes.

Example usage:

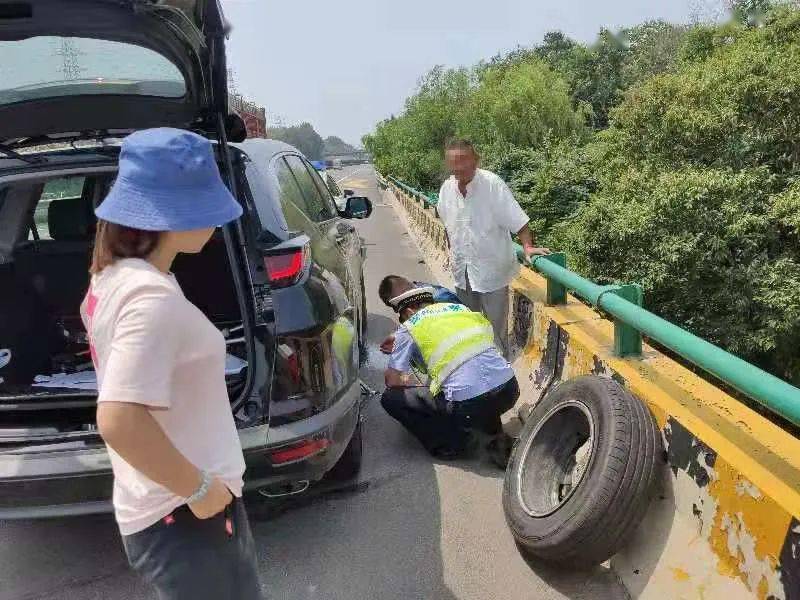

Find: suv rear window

[274,157,315,231]
[30,177,87,240]
[0,36,186,105]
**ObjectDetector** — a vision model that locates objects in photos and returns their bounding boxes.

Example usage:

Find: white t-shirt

[81,258,245,536]
[437,168,530,293]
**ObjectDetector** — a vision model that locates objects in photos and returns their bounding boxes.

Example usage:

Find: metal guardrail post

[539,253,568,305]
[532,252,800,425]
[607,284,643,357]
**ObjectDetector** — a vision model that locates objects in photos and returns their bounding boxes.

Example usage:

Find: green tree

[482,138,596,245]
[621,21,690,87]
[728,0,774,25]
[459,60,586,149]
[557,5,800,382]
[365,66,475,189]
[323,136,356,155]
[270,122,325,160]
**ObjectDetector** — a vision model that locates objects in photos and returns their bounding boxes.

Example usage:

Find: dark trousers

[122,498,262,600]
[380,376,520,456]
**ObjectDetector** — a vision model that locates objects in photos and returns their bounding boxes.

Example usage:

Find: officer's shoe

[431,432,479,461]
[485,433,513,470]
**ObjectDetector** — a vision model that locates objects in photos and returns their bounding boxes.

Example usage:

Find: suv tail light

[270,437,330,465]
[263,244,310,288]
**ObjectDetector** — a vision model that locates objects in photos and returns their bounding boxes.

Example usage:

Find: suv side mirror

[342,196,372,219]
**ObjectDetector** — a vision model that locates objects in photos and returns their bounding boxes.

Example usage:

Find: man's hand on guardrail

[524,245,552,262]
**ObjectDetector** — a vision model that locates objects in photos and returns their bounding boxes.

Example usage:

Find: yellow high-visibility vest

[404,303,495,395]
[332,317,355,367]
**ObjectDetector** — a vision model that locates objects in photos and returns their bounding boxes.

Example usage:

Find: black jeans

[122,498,262,600]
[381,376,520,456]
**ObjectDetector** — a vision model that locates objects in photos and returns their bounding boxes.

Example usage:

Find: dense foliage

[269,122,325,160]
[268,128,359,160]
[323,135,357,155]
[364,4,800,384]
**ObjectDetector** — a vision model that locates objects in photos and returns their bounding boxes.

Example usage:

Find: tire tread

[502,375,662,567]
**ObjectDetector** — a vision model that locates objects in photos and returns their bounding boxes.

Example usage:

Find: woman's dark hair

[90,220,161,274]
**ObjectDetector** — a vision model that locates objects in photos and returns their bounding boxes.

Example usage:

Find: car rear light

[263,244,309,287]
[270,437,330,465]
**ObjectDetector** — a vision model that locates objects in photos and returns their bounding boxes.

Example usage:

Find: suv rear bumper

[0,381,362,520]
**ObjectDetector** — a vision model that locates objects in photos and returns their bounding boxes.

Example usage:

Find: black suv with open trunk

[0,0,372,517]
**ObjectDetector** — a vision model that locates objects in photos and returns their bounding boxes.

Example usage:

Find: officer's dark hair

[378,275,410,307]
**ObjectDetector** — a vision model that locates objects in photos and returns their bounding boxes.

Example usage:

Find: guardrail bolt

[611,284,643,357]
[540,252,568,305]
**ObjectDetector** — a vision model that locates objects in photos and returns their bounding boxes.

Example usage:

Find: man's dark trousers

[380,376,519,456]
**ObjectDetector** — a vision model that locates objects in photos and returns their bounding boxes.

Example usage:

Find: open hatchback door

[0,0,231,147]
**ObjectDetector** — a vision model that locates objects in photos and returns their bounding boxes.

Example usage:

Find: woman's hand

[97,403,226,508]
[188,477,233,519]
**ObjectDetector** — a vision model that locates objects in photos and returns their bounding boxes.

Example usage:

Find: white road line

[335,166,369,184]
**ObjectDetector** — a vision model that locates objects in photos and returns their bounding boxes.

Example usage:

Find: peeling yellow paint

[707,459,789,598]
[672,567,691,581]
[757,577,769,599]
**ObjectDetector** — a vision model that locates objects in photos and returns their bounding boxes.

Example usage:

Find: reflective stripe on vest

[404,303,495,395]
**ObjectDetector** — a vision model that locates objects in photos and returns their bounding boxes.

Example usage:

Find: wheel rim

[516,400,595,518]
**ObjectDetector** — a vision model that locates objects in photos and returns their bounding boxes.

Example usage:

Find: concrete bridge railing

[379,172,800,600]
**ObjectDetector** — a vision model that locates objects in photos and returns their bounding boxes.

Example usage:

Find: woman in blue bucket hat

[81,128,262,599]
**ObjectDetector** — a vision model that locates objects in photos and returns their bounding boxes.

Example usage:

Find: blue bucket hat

[96,128,243,231]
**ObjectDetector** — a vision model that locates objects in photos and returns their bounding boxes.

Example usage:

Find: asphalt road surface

[0,165,627,600]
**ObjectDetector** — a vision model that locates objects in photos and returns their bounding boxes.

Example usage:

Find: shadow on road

[0,514,149,600]
[440,453,506,480]
[517,551,626,600]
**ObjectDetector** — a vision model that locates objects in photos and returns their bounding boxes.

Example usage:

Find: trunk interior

[0,170,247,449]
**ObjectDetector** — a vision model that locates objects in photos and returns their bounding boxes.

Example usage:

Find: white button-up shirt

[437,168,529,293]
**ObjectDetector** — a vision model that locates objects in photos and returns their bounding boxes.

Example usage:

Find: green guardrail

[384,173,800,426]
[386,175,438,207]
[515,250,800,428]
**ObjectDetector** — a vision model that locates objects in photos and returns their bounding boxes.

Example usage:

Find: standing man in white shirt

[437,139,551,357]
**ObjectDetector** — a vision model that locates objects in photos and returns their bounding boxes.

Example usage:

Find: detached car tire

[325,419,363,481]
[503,375,661,568]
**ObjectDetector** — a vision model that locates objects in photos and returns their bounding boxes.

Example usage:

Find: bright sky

[221,0,709,146]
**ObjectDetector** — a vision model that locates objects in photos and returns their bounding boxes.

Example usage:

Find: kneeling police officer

[378,277,519,467]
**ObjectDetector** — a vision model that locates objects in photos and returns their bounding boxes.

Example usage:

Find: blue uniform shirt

[388,327,513,402]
